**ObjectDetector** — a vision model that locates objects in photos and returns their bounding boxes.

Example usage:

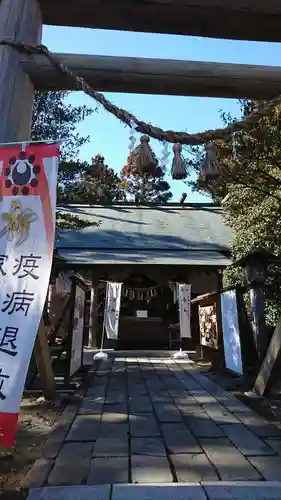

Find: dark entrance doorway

[117,273,176,350]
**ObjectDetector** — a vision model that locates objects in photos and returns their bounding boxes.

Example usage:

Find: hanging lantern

[130,135,158,175]
[201,142,221,181]
[171,143,188,180]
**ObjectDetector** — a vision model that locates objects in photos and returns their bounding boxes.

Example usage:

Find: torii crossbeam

[38,0,281,42]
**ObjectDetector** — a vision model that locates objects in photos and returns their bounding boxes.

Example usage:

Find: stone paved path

[26,355,281,498]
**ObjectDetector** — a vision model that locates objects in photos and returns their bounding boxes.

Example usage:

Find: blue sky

[43,26,281,202]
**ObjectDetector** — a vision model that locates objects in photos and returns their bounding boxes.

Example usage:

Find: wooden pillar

[253,314,281,396]
[0,0,42,143]
[34,318,56,400]
[249,286,268,363]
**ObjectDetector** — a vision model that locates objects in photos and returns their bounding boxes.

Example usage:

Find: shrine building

[54,202,232,350]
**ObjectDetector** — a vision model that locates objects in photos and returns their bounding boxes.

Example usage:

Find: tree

[32,90,93,162]
[120,148,172,203]
[59,154,123,205]
[189,100,281,327]
[31,90,98,231]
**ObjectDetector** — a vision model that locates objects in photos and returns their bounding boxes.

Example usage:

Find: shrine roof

[56,203,232,266]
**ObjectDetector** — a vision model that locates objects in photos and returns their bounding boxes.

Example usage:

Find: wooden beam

[38,0,281,42]
[253,315,281,397]
[0,0,42,143]
[21,52,281,99]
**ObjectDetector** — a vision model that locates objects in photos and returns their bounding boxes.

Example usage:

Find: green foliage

[59,155,123,205]
[31,90,98,231]
[32,90,94,198]
[191,100,281,327]
[31,90,92,162]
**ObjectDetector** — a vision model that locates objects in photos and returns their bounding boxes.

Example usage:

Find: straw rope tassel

[171,143,188,180]
[201,142,221,181]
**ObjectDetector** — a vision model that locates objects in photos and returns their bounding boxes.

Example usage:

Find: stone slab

[177,404,207,417]
[153,404,183,423]
[150,392,173,403]
[131,437,166,456]
[189,373,226,396]
[86,388,107,399]
[185,415,224,438]
[189,390,219,405]
[203,404,240,425]
[146,384,166,393]
[172,395,198,406]
[107,384,126,393]
[27,485,111,500]
[66,415,101,441]
[171,453,218,482]
[266,438,281,454]
[161,423,202,454]
[234,412,281,437]
[178,377,202,392]
[104,391,126,404]
[248,456,281,481]
[48,442,93,486]
[128,395,152,412]
[94,435,128,457]
[101,405,128,423]
[23,458,54,488]
[79,397,104,415]
[129,413,160,437]
[199,438,262,481]
[87,457,129,484]
[42,438,64,462]
[221,423,276,456]
[98,422,129,437]
[112,484,207,500]
[131,455,173,483]
[202,482,281,500]
[127,385,148,396]
[162,381,185,393]
[219,396,253,413]
[42,405,78,458]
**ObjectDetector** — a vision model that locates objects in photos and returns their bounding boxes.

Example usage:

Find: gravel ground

[0,395,67,498]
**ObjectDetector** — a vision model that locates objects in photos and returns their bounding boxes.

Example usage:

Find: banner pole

[0,139,61,147]
[100,282,108,351]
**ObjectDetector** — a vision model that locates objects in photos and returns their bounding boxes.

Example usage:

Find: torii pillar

[0,0,42,143]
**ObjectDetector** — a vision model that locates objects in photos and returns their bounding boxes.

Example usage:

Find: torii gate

[1,0,281,397]
[1,0,281,145]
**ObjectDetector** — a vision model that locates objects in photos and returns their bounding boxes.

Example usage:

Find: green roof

[56,204,232,266]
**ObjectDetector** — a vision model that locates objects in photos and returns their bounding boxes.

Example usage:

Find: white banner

[104,282,122,340]
[70,285,85,376]
[178,283,192,338]
[221,290,243,375]
[0,143,59,447]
